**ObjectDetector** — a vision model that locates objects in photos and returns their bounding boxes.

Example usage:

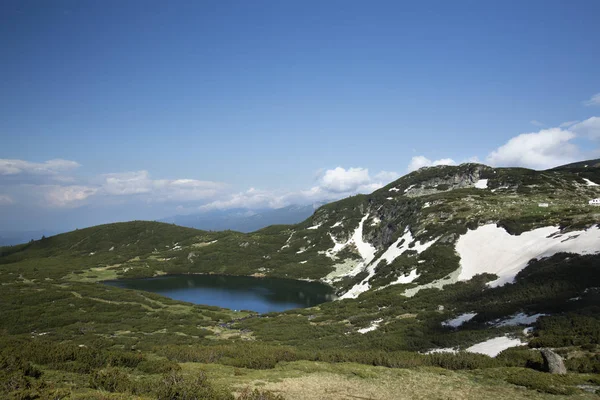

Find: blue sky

[1,0,599,231]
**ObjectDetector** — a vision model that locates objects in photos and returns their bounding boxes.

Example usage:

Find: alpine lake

[104,274,337,314]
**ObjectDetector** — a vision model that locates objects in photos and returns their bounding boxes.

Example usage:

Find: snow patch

[474,179,488,189]
[404,184,416,194]
[340,228,437,299]
[456,224,600,287]
[323,214,376,279]
[493,313,546,327]
[403,268,462,298]
[389,187,400,192]
[109,246,114,252]
[386,197,393,200]
[280,231,295,250]
[465,336,525,357]
[324,233,347,259]
[425,348,457,354]
[442,313,477,328]
[331,221,343,228]
[389,269,420,285]
[428,335,527,357]
[357,319,383,334]
[307,223,322,230]
[583,178,599,187]
[299,261,307,264]
[351,215,377,262]
[378,230,414,264]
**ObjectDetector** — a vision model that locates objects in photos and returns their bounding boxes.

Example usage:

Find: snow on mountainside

[455,224,600,287]
[402,224,600,296]
[272,161,600,300]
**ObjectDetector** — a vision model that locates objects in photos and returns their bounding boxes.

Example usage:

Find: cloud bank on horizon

[1,114,599,225]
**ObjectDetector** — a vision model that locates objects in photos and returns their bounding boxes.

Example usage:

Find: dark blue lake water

[104,274,336,313]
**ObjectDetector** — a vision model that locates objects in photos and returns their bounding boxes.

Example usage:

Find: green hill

[1,161,600,399]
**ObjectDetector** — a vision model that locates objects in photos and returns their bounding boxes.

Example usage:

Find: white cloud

[44,185,98,207]
[486,117,600,170]
[583,93,600,107]
[433,158,457,166]
[102,171,153,195]
[0,194,14,205]
[199,186,331,211]
[486,128,579,169]
[315,167,395,198]
[319,167,371,193]
[407,156,456,172]
[152,178,226,202]
[0,159,80,176]
[200,166,399,211]
[569,116,600,139]
[530,120,545,127]
[101,170,226,201]
[199,187,286,210]
[407,156,431,172]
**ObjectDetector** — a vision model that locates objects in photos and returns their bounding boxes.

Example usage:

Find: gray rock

[541,348,567,374]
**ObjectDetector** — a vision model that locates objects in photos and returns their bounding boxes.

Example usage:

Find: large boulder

[541,348,567,374]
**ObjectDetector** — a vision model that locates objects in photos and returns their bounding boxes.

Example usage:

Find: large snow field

[456,224,600,287]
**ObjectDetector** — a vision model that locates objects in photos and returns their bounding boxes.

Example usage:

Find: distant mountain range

[158,204,319,233]
[0,205,317,246]
[0,230,56,246]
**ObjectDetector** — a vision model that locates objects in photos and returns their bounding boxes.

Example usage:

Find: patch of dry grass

[190,361,598,400]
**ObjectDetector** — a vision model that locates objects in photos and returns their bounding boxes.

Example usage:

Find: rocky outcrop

[541,348,567,374]
[404,165,488,198]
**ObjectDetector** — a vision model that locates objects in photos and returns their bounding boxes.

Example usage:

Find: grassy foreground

[196,361,600,400]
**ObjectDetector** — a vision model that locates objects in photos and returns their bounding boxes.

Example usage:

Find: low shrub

[238,387,285,400]
[155,371,233,400]
[565,354,600,374]
[500,368,577,395]
[136,358,181,374]
[89,367,132,393]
